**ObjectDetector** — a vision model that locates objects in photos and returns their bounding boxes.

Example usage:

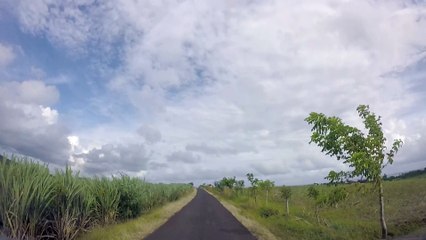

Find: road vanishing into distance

[145,189,257,240]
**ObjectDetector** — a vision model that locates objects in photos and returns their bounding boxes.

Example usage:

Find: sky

[0,0,425,185]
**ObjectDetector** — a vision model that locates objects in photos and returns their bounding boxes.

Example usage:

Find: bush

[259,207,279,218]
[327,187,348,208]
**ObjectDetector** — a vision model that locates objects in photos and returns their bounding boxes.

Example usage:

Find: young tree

[235,180,245,195]
[307,186,327,223]
[280,186,292,215]
[246,173,259,203]
[305,104,403,239]
[258,180,275,206]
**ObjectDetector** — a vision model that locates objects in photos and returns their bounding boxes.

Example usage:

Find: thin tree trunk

[379,180,387,239]
[286,199,289,215]
[266,190,269,206]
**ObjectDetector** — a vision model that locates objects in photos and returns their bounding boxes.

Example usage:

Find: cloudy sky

[0,0,425,185]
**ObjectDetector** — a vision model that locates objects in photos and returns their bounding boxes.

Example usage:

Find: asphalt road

[145,188,257,240]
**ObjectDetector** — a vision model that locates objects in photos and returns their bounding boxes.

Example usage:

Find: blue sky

[0,0,425,185]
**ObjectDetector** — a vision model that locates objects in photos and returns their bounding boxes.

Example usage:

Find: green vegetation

[384,168,426,180]
[305,104,403,238]
[279,186,292,215]
[78,188,196,240]
[208,174,426,240]
[0,155,192,240]
[208,105,419,239]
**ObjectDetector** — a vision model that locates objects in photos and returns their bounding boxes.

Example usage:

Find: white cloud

[137,125,162,144]
[0,43,15,67]
[0,80,59,105]
[40,106,58,124]
[73,143,149,175]
[8,0,426,184]
[0,80,70,164]
[166,150,200,163]
[67,135,79,151]
[186,142,255,156]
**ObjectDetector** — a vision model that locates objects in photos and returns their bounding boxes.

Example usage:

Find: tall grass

[0,156,54,239]
[209,176,426,239]
[0,156,192,240]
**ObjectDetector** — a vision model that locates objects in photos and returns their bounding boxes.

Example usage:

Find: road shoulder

[204,189,278,240]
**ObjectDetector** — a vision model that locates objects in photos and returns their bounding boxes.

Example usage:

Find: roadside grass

[77,188,196,240]
[208,176,426,240]
[205,190,278,240]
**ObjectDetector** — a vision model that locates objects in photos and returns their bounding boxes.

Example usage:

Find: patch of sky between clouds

[400,56,426,93]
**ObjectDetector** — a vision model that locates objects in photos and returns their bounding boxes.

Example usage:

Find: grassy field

[0,156,192,240]
[209,174,426,240]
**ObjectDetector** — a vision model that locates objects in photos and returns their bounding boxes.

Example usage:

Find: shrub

[259,207,279,218]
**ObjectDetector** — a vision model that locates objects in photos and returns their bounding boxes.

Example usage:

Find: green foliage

[280,186,292,215]
[235,180,245,190]
[113,175,144,219]
[258,179,275,205]
[259,207,279,218]
[258,179,275,191]
[327,187,348,208]
[280,186,292,200]
[246,173,260,202]
[384,168,426,180]
[304,104,403,184]
[92,177,120,225]
[214,176,238,191]
[212,177,426,240]
[305,104,404,238]
[0,156,54,239]
[246,173,259,187]
[307,186,320,200]
[308,185,348,208]
[51,167,95,239]
[0,155,192,240]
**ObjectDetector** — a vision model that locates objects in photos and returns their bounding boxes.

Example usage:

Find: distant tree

[305,104,403,239]
[235,180,245,195]
[214,177,237,191]
[258,180,275,206]
[246,173,260,203]
[280,186,292,215]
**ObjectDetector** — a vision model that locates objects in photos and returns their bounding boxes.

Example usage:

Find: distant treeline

[384,167,426,180]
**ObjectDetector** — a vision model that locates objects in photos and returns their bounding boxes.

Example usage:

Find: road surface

[145,188,257,240]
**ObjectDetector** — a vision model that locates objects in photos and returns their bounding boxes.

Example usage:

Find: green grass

[0,155,192,240]
[78,188,196,240]
[209,177,426,240]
